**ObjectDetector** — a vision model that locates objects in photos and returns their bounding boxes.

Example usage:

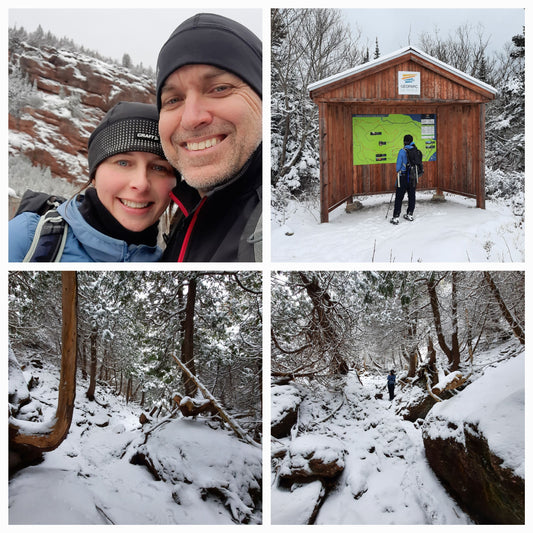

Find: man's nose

[180,94,213,130]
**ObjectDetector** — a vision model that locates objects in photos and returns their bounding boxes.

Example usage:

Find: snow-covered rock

[271,383,302,439]
[129,419,262,523]
[422,353,524,524]
[278,434,345,485]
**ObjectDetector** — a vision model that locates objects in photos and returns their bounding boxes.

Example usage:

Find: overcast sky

[343,8,524,57]
[8,8,263,70]
[8,7,524,69]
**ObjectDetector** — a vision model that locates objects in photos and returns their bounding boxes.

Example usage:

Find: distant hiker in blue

[390,134,418,225]
[387,370,396,400]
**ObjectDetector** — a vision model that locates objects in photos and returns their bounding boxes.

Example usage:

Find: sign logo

[398,71,421,95]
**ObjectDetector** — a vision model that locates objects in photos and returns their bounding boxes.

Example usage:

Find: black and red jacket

[161,144,262,262]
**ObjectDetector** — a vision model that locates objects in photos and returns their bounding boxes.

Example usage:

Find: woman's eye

[152,164,173,174]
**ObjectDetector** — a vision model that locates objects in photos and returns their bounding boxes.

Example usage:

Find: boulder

[271,384,302,439]
[278,434,345,486]
[422,354,525,524]
[424,421,524,524]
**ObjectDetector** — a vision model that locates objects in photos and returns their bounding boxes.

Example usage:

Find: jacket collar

[170,143,262,216]
[58,198,162,262]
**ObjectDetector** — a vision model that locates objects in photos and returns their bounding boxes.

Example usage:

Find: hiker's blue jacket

[387,374,396,385]
[9,197,163,262]
[396,142,415,173]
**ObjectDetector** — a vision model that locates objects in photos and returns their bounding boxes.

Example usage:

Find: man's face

[158,64,262,194]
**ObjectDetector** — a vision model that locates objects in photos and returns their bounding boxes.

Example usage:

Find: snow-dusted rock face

[271,384,302,439]
[9,41,156,184]
[422,354,524,524]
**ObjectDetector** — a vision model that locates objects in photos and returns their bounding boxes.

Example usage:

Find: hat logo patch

[136,132,159,142]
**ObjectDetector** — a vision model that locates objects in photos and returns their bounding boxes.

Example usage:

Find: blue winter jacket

[9,197,163,262]
[387,373,396,385]
[396,142,415,173]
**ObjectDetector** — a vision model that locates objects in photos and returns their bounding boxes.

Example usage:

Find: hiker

[387,370,396,400]
[9,102,177,262]
[156,12,262,262]
[390,134,419,225]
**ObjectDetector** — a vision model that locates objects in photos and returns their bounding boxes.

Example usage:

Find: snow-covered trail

[288,373,471,525]
[9,367,262,525]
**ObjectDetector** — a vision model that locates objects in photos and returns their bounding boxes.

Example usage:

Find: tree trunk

[299,272,348,375]
[9,272,78,457]
[181,277,198,397]
[86,323,98,401]
[484,272,525,344]
[427,273,461,371]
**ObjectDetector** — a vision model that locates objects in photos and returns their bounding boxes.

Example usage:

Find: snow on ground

[272,192,523,262]
[271,340,524,525]
[9,354,262,525]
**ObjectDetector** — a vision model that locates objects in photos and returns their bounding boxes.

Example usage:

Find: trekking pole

[385,172,400,220]
[385,191,394,220]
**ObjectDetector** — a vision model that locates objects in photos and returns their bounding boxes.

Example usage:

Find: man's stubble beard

[166,135,260,194]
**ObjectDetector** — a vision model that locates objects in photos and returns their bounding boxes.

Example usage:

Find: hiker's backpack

[13,190,68,262]
[406,144,424,179]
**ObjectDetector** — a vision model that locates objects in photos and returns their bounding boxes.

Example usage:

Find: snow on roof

[308,45,498,96]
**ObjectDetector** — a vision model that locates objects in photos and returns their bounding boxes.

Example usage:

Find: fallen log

[172,355,259,447]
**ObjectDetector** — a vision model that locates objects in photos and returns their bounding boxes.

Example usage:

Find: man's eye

[162,95,182,107]
[116,160,129,167]
[212,84,232,94]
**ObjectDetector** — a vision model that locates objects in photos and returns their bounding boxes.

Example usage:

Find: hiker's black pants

[388,383,395,400]
[393,172,416,218]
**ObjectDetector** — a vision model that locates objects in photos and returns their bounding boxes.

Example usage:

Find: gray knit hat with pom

[88,101,165,178]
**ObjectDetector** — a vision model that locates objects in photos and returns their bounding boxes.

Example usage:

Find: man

[387,370,396,400]
[390,134,417,225]
[156,13,262,262]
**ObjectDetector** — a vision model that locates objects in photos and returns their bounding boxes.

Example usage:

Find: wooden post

[319,101,329,223]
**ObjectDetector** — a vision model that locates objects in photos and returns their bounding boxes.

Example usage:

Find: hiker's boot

[390,217,399,225]
[403,213,414,221]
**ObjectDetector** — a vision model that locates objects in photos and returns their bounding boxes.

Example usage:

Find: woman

[9,101,177,262]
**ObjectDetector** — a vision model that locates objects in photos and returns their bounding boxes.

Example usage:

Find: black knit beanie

[88,102,166,178]
[156,12,262,110]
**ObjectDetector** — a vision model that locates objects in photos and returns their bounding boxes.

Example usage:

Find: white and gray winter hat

[88,101,166,179]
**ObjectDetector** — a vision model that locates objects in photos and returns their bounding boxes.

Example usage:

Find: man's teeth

[121,199,150,208]
[187,137,220,151]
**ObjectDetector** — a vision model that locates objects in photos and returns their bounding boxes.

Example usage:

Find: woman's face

[93,151,176,232]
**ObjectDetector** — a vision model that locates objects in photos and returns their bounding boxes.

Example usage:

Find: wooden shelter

[308,46,497,223]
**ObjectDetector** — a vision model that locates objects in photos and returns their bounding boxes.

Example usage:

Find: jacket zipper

[177,197,207,262]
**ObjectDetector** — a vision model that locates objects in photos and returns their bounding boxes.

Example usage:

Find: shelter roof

[308,45,498,97]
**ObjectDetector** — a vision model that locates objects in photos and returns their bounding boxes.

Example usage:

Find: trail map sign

[352,113,437,166]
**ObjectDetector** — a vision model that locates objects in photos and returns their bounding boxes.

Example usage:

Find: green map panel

[353,114,437,166]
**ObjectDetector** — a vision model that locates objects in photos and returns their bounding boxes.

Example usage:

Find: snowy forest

[271,271,525,524]
[271,9,525,262]
[8,271,262,525]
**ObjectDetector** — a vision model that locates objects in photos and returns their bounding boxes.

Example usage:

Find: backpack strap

[23,209,68,262]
